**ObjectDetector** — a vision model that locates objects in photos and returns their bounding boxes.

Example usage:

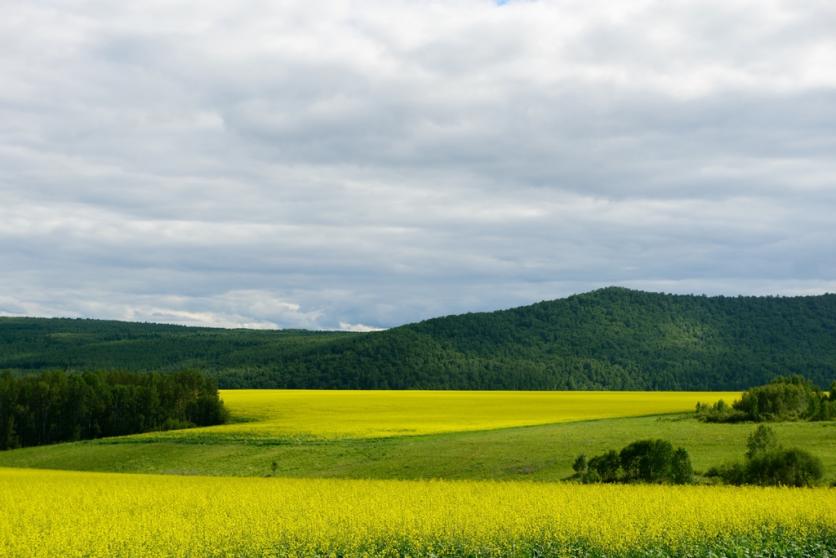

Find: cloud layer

[2,0,835,329]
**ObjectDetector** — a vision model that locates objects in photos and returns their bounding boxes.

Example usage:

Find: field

[1,390,834,483]
[1,467,834,558]
[156,389,743,439]
[1,390,834,557]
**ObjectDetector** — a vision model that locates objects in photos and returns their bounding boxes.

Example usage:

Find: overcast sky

[2,0,835,330]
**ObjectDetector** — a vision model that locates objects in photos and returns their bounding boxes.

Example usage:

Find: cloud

[1,0,835,329]
[339,322,386,333]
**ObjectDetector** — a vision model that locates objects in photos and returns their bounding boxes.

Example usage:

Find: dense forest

[0,370,227,449]
[1,288,835,390]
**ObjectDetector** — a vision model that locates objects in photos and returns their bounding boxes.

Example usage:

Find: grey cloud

[1,0,835,329]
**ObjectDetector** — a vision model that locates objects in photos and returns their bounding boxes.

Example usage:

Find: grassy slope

[1,414,833,483]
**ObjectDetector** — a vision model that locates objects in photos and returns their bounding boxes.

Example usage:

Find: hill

[2,287,836,390]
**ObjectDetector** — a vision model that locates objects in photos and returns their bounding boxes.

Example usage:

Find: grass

[2,467,833,557]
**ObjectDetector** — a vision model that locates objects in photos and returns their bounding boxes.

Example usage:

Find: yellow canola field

[0,468,832,557]
[149,389,740,440]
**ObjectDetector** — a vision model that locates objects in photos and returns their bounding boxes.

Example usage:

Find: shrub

[710,426,823,487]
[588,450,621,483]
[620,440,674,483]
[577,440,692,484]
[571,454,587,475]
[745,449,823,487]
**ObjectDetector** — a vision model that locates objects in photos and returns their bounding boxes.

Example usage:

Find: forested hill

[2,288,835,390]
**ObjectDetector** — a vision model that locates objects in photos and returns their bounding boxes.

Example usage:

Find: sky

[2,0,836,331]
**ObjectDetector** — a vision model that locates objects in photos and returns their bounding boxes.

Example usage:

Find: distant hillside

[2,288,835,390]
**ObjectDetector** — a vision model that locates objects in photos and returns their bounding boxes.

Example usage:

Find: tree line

[696,375,836,422]
[0,370,228,450]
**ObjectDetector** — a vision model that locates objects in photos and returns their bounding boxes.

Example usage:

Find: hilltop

[2,288,835,390]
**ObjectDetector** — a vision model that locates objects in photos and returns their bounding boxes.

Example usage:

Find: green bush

[576,439,692,484]
[745,449,823,487]
[709,426,823,487]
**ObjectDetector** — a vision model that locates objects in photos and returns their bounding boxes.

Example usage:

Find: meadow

[1,389,834,557]
[1,467,834,558]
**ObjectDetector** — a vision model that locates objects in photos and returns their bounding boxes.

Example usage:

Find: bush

[695,400,747,422]
[576,440,692,484]
[620,440,674,483]
[710,426,823,487]
[588,450,621,482]
[571,454,587,475]
[745,449,823,487]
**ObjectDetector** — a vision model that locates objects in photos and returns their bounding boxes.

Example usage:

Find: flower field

[1,467,833,557]
[148,389,741,440]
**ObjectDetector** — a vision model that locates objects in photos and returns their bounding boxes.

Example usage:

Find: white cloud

[339,322,385,333]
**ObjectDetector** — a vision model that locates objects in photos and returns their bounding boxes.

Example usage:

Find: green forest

[1,287,835,390]
[0,370,227,449]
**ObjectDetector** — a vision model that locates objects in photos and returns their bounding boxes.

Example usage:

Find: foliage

[571,453,586,475]
[708,426,824,487]
[735,375,834,420]
[670,447,694,484]
[697,375,835,422]
[0,370,227,450]
[744,449,824,487]
[2,288,836,390]
[586,449,621,482]
[746,425,779,459]
[575,439,693,484]
[695,398,748,422]
[1,468,834,557]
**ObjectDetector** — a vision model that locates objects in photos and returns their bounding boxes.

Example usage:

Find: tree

[619,439,674,483]
[670,447,693,484]
[572,454,587,476]
[581,440,692,484]
[587,450,620,483]
[0,370,228,450]
[745,425,778,459]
